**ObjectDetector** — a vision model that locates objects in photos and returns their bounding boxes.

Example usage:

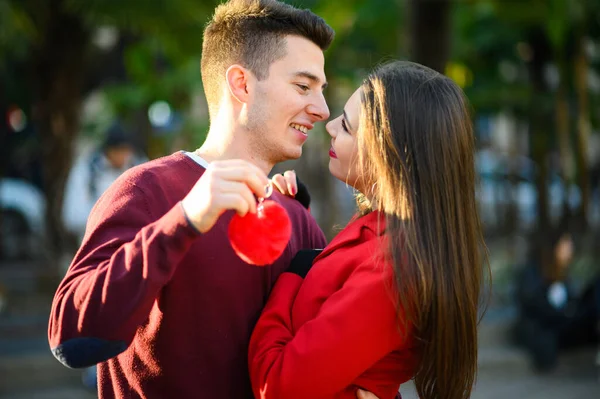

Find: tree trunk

[574,36,591,230]
[30,2,90,271]
[527,30,552,233]
[555,63,572,218]
[409,0,452,73]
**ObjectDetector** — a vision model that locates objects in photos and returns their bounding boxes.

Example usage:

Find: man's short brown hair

[201,0,334,117]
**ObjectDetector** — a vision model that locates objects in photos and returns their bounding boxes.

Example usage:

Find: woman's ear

[226,64,251,104]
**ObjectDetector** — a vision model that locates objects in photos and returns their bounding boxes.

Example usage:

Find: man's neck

[195,129,273,175]
[196,104,277,174]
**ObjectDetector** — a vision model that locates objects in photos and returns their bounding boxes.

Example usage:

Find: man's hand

[356,389,381,399]
[181,159,269,233]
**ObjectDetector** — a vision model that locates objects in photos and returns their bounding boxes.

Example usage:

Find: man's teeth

[290,123,308,134]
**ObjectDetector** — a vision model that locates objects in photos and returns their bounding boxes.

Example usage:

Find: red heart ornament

[228,200,292,266]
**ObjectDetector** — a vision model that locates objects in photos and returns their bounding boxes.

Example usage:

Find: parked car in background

[0,178,46,261]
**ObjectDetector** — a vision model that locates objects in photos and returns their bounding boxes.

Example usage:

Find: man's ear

[226,64,251,104]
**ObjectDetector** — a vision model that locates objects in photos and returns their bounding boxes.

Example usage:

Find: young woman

[249,61,488,399]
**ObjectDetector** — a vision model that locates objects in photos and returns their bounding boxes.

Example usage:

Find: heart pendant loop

[257,182,273,215]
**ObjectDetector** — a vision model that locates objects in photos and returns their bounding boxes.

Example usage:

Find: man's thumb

[356,389,379,399]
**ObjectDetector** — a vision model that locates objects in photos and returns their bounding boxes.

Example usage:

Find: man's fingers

[220,193,251,217]
[214,167,268,198]
[216,160,270,184]
[356,389,380,399]
[217,180,249,194]
[218,181,258,213]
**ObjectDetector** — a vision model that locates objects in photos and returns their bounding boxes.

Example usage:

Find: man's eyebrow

[343,110,354,132]
[293,71,328,89]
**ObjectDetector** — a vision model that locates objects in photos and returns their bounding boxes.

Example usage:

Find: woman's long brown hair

[357,61,490,399]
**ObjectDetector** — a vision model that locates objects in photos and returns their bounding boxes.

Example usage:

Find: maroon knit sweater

[48,152,327,398]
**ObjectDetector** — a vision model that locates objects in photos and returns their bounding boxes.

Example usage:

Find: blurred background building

[0,0,599,397]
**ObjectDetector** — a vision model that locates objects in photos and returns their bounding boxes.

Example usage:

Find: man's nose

[307,92,330,122]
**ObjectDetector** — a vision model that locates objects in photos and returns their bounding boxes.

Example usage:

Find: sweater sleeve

[48,178,199,369]
[248,261,408,399]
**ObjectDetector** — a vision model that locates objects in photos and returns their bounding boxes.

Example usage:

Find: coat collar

[315,210,386,262]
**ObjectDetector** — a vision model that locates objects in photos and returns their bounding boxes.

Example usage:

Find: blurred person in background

[515,222,600,372]
[62,122,146,244]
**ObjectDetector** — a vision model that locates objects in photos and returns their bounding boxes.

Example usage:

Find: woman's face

[325,88,362,190]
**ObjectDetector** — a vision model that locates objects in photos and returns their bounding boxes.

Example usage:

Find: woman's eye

[341,118,349,133]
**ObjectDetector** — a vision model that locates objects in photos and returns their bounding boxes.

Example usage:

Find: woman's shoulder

[312,232,392,286]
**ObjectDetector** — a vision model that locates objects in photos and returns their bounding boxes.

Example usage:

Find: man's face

[245,35,330,164]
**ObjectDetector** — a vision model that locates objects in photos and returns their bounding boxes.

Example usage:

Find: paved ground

[1,260,598,399]
[400,349,599,399]
[2,349,597,399]
[1,388,96,399]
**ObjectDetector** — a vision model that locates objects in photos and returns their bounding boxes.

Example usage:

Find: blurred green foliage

[2,0,600,256]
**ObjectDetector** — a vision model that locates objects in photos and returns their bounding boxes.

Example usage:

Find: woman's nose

[325,119,336,138]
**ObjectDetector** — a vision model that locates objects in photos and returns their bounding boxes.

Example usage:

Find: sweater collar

[183,151,210,169]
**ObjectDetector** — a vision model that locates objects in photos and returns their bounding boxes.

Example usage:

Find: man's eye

[297,84,309,92]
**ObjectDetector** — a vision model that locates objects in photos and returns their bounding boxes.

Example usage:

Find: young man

[48,1,332,398]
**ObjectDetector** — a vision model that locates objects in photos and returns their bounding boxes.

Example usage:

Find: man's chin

[290,147,303,160]
[278,147,303,162]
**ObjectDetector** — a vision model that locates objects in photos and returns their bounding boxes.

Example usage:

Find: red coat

[249,211,419,399]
